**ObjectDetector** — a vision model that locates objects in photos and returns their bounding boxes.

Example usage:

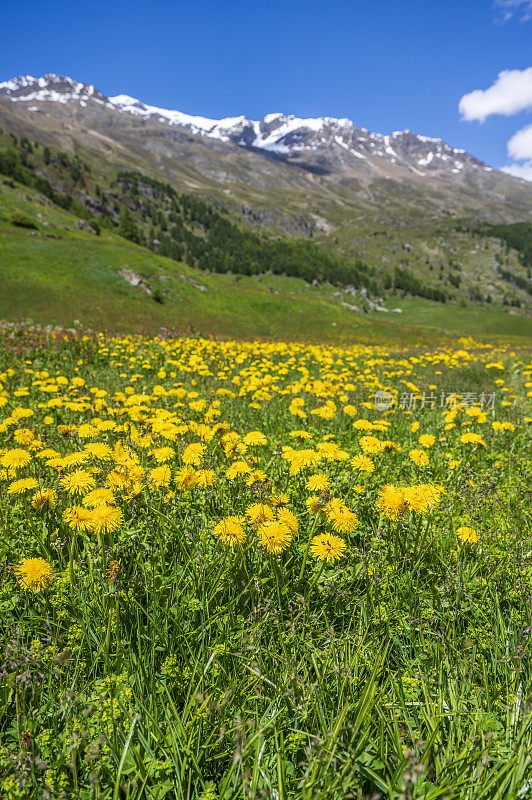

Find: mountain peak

[0,72,489,175]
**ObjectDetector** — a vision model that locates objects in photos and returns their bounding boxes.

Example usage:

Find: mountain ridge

[0,72,492,178]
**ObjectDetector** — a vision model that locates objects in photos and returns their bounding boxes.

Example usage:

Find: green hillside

[1,172,531,344]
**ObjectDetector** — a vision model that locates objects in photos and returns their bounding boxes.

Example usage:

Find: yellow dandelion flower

[182,443,205,466]
[174,466,199,490]
[376,485,406,520]
[214,516,246,547]
[242,431,268,446]
[82,488,117,508]
[31,488,57,509]
[90,504,123,535]
[457,526,478,544]
[325,499,358,533]
[63,506,95,531]
[15,557,53,591]
[60,469,96,495]
[258,521,293,554]
[7,477,39,495]
[306,473,330,492]
[246,503,274,525]
[409,448,429,466]
[1,448,32,469]
[276,507,299,533]
[418,434,435,448]
[310,533,347,562]
[351,455,375,472]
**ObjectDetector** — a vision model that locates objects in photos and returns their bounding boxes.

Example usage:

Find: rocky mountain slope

[1,73,532,312]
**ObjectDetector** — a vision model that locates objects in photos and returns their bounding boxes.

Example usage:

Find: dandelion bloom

[214,516,246,547]
[32,488,58,509]
[182,443,205,466]
[403,484,444,514]
[226,461,252,480]
[457,526,478,544]
[460,432,486,447]
[63,505,95,532]
[418,434,435,448]
[246,503,274,525]
[7,477,39,495]
[306,473,330,492]
[1,448,32,469]
[15,558,53,591]
[83,442,113,460]
[195,469,216,488]
[376,485,406,520]
[306,495,324,516]
[310,533,347,562]
[359,436,385,456]
[351,455,375,473]
[326,499,358,533]
[60,469,96,495]
[258,521,293,554]
[409,449,429,466]
[148,465,172,488]
[82,488,117,508]
[91,504,123,535]
[174,466,199,490]
[243,431,268,446]
[276,507,299,533]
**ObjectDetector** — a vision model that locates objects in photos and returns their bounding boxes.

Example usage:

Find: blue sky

[2,0,532,173]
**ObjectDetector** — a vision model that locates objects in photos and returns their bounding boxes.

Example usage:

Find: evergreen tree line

[456,220,532,268]
[0,137,92,219]
[116,172,378,292]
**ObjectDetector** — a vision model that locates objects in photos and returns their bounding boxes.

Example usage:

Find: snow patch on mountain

[0,73,488,173]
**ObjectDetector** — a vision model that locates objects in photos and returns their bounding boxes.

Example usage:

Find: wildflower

[83,442,113,460]
[152,446,175,462]
[148,465,172,487]
[1,448,31,469]
[196,469,216,487]
[409,448,429,466]
[258,521,293,554]
[32,488,58,509]
[306,473,330,492]
[182,443,205,466]
[91,504,123,535]
[175,466,198,490]
[359,435,385,455]
[63,506,95,531]
[226,461,252,480]
[82,488,117,508]
[214,516,246,547]
[326,499,358,533]
[276,507,299,533]
[460,432,486,447]
[457,526,478,544]
[306,495,324,516]
[7,477,39,495]
[310,533,347,562]
[246,503,274,525]
[60,469,96,495]
[376,485,406,520]
[243,431,268,446]
[15,558,53,591]
[351,454,375,472]
[418,434,435,448]
[403,484,444,514]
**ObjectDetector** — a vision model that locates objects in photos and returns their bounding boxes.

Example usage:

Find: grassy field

[0,326,531,799]
[1,178,531,347]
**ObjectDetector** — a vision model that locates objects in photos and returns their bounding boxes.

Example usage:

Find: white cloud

[506,123,532,159]
[502,161,532,180]
[495,0,532,22]
[502,123,532,181]
[458,67,532,121]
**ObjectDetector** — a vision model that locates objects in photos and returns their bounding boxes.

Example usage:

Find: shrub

[10,210,38,229]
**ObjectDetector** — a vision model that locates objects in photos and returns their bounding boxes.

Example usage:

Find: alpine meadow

[1,18,532,800]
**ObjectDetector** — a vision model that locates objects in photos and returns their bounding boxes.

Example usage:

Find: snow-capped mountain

[0,73,488,177]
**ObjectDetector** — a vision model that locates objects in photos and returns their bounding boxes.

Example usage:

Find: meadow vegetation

[0,325,531,799]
